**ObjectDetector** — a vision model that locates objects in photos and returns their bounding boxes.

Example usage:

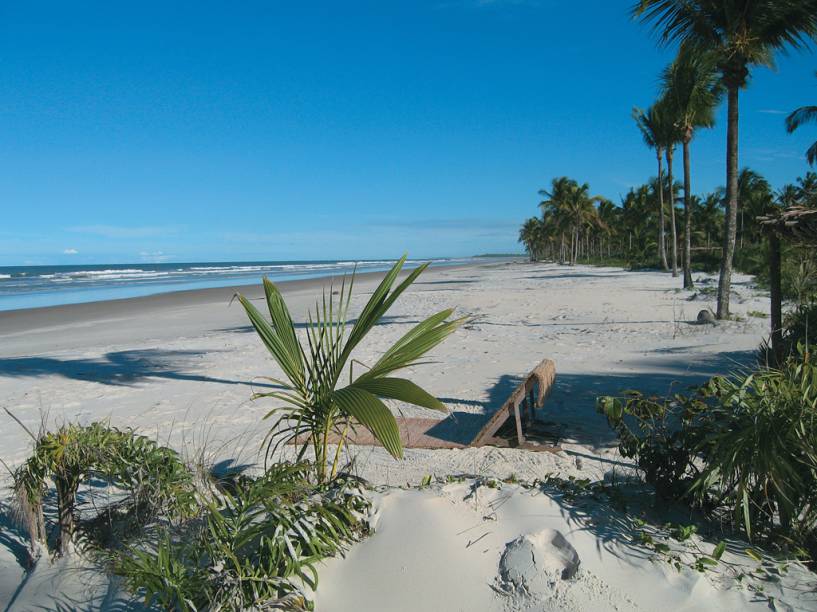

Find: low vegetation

[12,421,196,556]
[116,463,368,611]
[599,343,817,559]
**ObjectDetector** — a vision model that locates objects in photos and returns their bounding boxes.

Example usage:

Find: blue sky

[1,1,815,265]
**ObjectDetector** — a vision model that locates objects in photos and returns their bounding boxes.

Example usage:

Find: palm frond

[332,387,402,459]
[351,377,448,412]
[786,106,817,133]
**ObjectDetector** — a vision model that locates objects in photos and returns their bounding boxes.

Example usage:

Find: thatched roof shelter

[758,206,817,245]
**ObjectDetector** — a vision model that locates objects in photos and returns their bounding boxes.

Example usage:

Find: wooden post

[769,233,783,365]
[528,388,536,422]
[512,401,525,447]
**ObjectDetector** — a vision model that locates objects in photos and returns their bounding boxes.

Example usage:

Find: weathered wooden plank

[471,358,556,448]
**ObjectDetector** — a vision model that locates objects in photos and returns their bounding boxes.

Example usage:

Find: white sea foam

[0,274,11,279]
[39,269,173,282]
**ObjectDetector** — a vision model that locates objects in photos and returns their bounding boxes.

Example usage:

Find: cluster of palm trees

[521,1,817,321]
[521,177,611,265]
[519,169,816,267]
[632,47,721,289]
[633,0,817,318]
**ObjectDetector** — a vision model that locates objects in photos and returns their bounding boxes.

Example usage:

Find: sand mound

[499,529,581,591]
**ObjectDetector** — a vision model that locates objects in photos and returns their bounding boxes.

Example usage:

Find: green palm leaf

[363,309,467,380]
[236,294,305,390]
[332,387,402,459]
[351,377,447,412]
[262,278,305,383]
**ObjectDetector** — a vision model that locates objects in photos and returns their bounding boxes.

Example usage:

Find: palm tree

[237,256,464,484]
[539,177,601,265]
[656,100,682,279]
[660,46,722,288]
[797,171,817,206]
[778,183,802,208]
[596,198,620,258]
[736,168,774,246]
[694,191,725,251]
[786,73,817,165]
[634,0,817,319]
[519,217,544,261]
[539,177,574,264]
[633,105,670,270]
[622,184,658,259]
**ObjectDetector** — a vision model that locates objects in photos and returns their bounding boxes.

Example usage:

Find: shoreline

[0,259,512,354]
[0,258,518,316]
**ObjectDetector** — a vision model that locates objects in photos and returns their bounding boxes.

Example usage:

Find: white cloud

[63,248,79,255]
[758,109,788,115]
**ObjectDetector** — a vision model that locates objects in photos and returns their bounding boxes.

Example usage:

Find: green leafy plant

[116,462,367,611]
[597,391,709,501]
[690,349,817,542]
[13,422,195,556]
[236,255,465,483]
[599,345,817,553]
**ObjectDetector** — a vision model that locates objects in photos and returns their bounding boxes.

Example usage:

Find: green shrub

[597,391,710,502]
[13,422,195,555]
[116,462,368,611]
[761,302,817,364]
[599,346,817,552]
[692,349,817,542]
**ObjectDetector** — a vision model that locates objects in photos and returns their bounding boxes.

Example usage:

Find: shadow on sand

[420,347,757,448]
[0,349,272,388]
[214,314,422,335]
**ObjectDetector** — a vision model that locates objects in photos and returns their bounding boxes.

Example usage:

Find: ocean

[0,258,482,311]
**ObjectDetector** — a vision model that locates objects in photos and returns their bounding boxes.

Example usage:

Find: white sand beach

[2,261,815,611]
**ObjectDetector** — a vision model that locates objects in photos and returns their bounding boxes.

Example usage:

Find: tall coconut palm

[539,177,601,265]
[737,168,774,246]
[539,177,574,264]
[778,183,802,208]
[622,184,658,259]
[786,73,817,165]
[654,97,683,278]
[797,171,817,205]
[634,0,817,319]
[694,191,725,250]
[597,198,620,258]
[660,46,722,288]
[519,217,544,261]
[633,105,670,270]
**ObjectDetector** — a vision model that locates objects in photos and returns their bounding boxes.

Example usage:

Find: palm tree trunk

[666,146,678,278]
[657,150,669,271]
[682,136,694,289]
[55,475,77,556]
[717,85,740,320]
[740,209,744,249]
[769,232,783,365]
